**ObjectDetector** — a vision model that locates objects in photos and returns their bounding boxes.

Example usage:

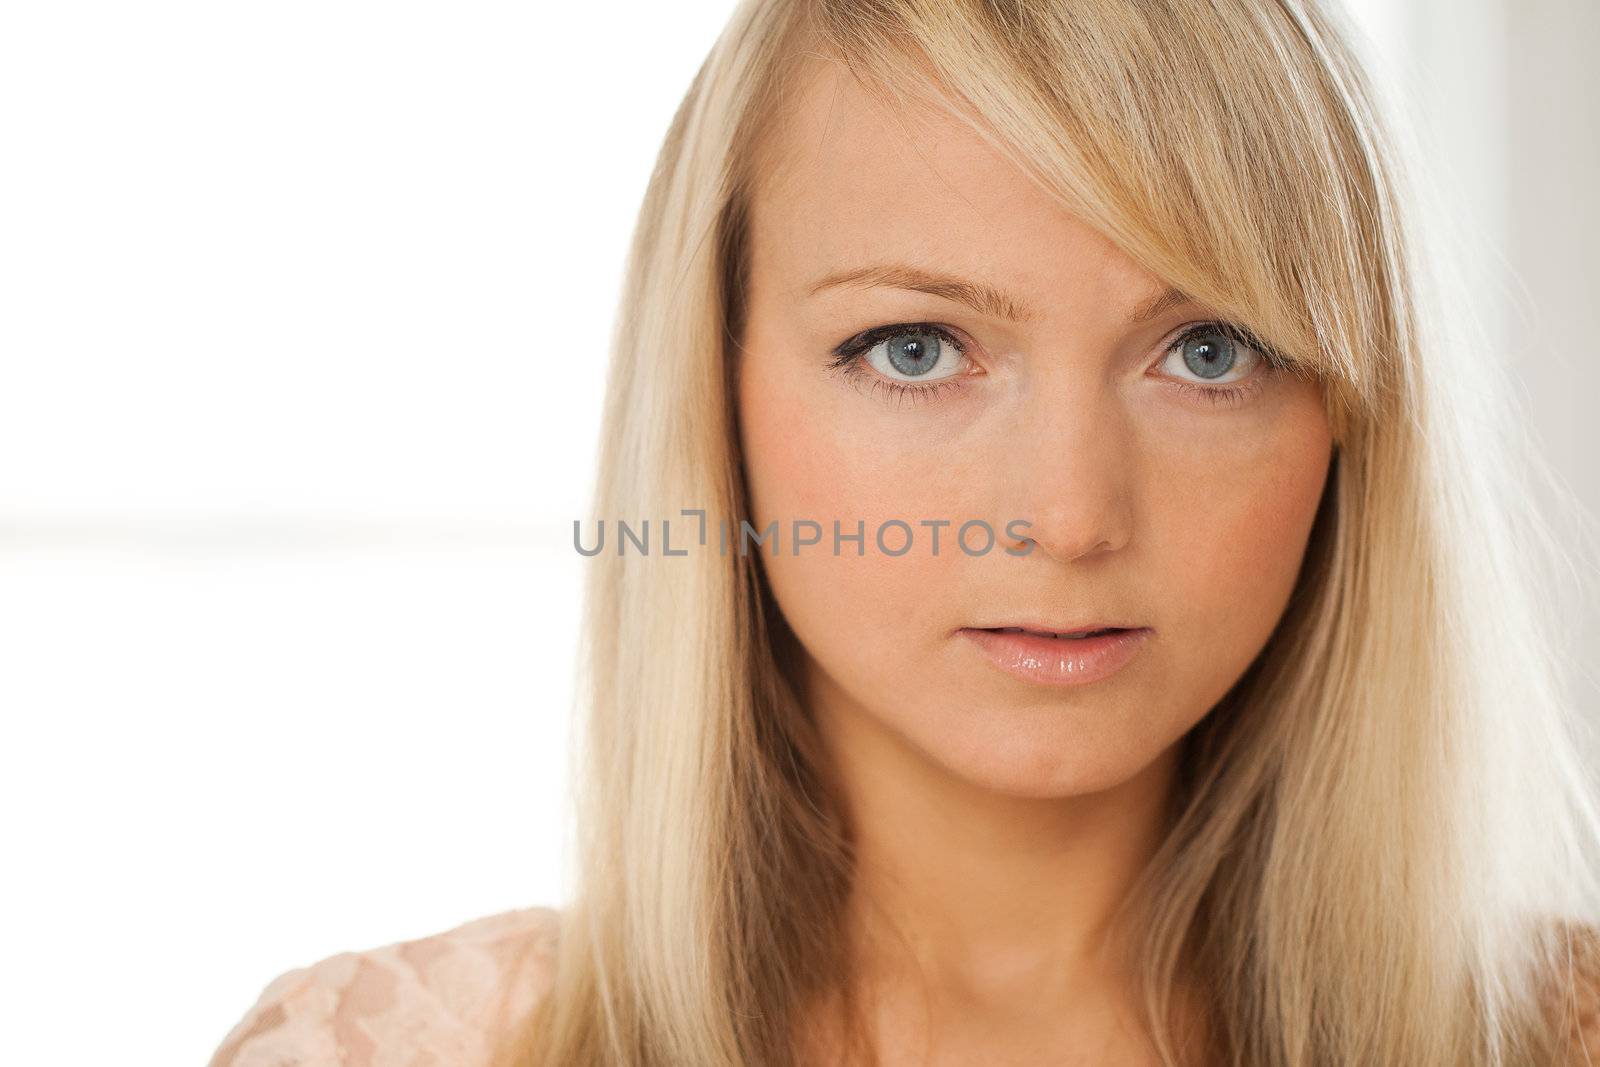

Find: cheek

[1140,384,1332,683]
[736,349,969,682]
[738,355,981,515]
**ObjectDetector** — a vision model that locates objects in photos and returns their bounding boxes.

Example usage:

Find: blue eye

[858,325,966,382]
[825,322,973,407]
[1162,325,1264,385]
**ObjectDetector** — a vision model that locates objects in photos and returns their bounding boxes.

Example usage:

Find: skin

[735,54,1333,1066]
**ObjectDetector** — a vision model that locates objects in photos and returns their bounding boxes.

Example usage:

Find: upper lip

[965,621,1146,637]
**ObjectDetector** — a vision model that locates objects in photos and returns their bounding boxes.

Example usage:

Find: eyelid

[1159,320,1287,369]
[829,321,972,364]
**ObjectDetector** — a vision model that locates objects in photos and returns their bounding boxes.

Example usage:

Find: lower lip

[957,627,1152,687]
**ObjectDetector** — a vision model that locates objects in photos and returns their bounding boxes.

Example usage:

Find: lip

[957,625,1152,687]
[972,620,1141,637]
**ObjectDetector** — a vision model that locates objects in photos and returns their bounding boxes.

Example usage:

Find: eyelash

[826,320,1290,409]
[825,322,970,408]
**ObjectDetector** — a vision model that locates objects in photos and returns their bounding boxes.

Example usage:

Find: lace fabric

[207,906,561,1067]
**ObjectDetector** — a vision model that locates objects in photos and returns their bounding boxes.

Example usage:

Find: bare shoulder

[208,905,563,1067]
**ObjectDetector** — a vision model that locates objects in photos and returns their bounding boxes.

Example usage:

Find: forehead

[746,54,1158,305]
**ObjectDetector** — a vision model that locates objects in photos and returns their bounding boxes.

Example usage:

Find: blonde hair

[498,1,1600,1064]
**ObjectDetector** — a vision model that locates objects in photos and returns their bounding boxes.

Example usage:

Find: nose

[1002,385,1135,564]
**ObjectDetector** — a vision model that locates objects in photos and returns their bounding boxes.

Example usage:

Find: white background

[0,2,1593,1063]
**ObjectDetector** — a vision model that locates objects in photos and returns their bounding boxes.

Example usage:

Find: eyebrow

[1128,285,1195,323]
[806,263,1194,326]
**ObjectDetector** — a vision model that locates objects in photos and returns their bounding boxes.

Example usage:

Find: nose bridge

[1005,375,1135,562]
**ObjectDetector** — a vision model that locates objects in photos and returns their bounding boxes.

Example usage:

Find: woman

[209,0,1600,1064]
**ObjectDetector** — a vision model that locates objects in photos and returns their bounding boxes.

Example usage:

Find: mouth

[979,625,1131,640]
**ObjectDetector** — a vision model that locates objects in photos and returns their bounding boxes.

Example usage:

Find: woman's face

[736,59,1333,799]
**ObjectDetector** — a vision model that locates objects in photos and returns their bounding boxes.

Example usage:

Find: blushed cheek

[738,353,848,529]
[738,356,959,664]
[1240,393,1335,583]
[1151,391,1332,665]
[738,338,961,545]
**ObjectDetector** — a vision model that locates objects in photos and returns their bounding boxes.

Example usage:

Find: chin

[897,691,1183,801]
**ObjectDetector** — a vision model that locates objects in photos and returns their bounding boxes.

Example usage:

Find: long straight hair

[498,1,1600,1064]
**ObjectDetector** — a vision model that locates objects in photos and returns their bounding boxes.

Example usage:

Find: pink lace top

[207,906,561,1067]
